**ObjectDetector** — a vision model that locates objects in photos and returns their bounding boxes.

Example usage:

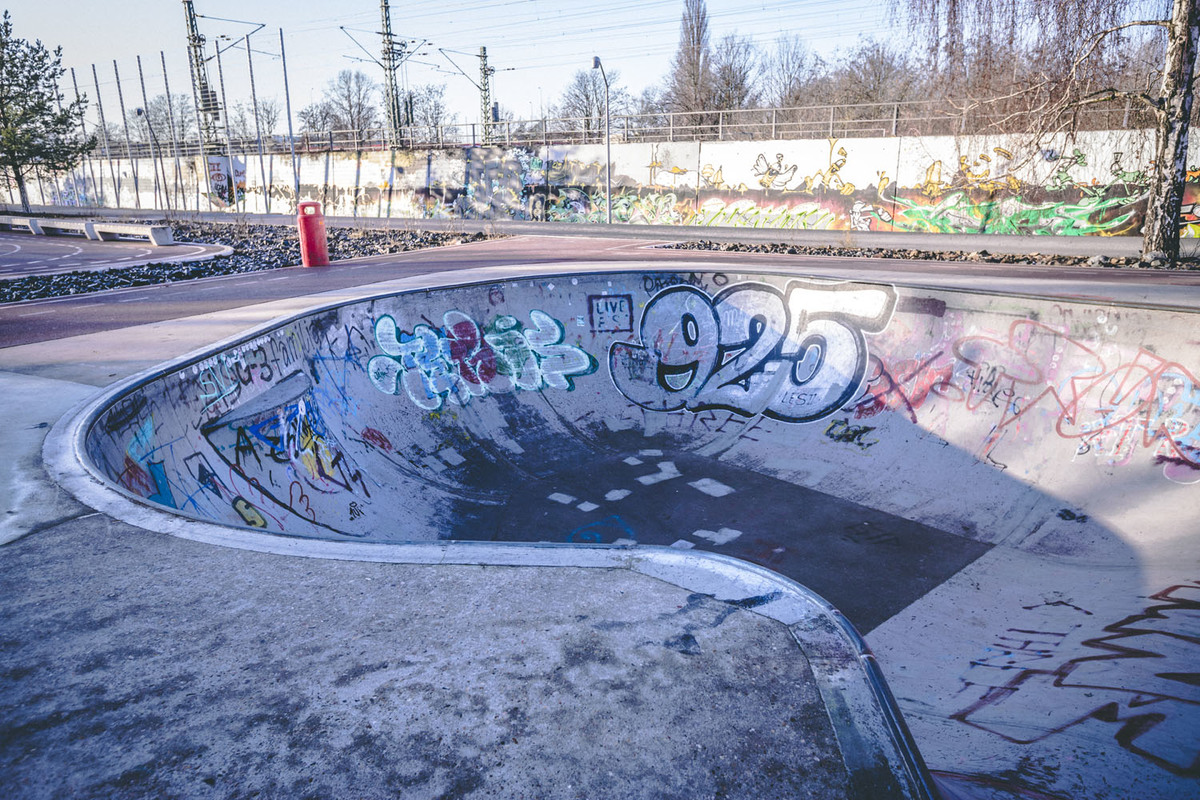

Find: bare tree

[665,0,714,131]
[140,93,195,146]
[710,33,760,111]
[828,39,921,107]
[225,98,281,140]
[297,101,336,134]
[761,35,819,108]
[1122,0,1198,261]
[409,84,447,126]
[890,0,1197,262]
[254,98,281,137]
[298,69,380,142]
[551,68,631,136]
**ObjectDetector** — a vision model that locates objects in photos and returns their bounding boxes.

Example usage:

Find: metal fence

[103,96,1158,160]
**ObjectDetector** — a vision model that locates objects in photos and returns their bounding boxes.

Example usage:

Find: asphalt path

[2,233,1200,349]
[0,230,228,278]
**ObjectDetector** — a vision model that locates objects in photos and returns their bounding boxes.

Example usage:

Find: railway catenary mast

[479,46,494,143]
[182,0,221,151]
[380,0,405,145]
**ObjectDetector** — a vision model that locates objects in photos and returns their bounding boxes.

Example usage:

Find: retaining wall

[28,128,1200,237]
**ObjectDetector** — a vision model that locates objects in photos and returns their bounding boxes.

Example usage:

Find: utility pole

[480,46,495,144]
[380,0,405,147]
[438,46,508,145]
[182,1,221,152]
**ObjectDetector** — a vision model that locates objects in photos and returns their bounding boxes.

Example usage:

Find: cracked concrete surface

[0,517,847,800]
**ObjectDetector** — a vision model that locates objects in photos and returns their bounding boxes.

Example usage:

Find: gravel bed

[0,222,491,304]
[3,222,1196,305]
[663,239,1200,270]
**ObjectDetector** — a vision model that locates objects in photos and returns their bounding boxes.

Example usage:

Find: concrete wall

[83,269,1200,546]
[29,128,1200,237]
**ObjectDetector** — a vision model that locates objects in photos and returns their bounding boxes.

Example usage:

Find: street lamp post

[592,56,612,225]
[135,107,170,213]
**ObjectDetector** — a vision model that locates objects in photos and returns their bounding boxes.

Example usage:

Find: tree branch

[1072,87,1160,112]
[1072,19,1171,81]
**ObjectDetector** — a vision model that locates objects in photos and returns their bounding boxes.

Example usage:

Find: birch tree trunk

[1141,0,1199,262]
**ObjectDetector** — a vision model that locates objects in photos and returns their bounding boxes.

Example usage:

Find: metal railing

[100,96,1158,160]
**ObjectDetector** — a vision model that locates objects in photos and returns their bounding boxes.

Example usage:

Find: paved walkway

[0,230,228,278]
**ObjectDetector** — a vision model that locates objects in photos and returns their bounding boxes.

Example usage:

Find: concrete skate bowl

[52,266,1200,797]
[67,266,1200,621]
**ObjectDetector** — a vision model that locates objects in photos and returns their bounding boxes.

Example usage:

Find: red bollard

[297,201,330,267]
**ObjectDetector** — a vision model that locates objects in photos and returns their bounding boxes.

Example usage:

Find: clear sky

[7,0,894,134]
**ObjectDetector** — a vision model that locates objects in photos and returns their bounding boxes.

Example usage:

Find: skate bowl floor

[46,264,1200,799]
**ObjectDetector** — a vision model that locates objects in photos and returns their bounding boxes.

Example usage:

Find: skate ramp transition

[63,266,1199,797]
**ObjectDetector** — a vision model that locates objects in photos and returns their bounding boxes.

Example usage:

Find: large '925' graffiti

[610,281,897,422]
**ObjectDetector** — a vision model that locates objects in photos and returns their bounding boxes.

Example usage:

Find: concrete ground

[2,516,850,800]
[3,231,1199,799]
[0,229,229,277]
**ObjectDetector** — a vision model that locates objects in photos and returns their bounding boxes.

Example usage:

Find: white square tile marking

[605,489,632,502]
[547,492,575,504]
[688,478,734,497]
[636,462,681,486]
[577,501,600,512]
[639,449,664,457]
[623,456,643,466]
[437,447,466,466]
[669,539,696,550]
[692,528,744,546]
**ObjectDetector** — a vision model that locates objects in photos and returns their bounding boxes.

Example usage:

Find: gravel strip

[662,239,1200,270]
[0,222,492,304]
[3,222,1196,305]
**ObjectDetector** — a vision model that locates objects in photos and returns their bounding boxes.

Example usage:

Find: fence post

[828,105,834,137]
[772,109,777,140]
[892,104,899,137]
[669,112,674,142]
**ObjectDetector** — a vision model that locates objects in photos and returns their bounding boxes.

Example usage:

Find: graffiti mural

[850,317,1200,476]
[43,127,1200,236]
[954,581,1200,777]
[368,308,597,411]
[81,272,1200,545]
[611,281,897,422]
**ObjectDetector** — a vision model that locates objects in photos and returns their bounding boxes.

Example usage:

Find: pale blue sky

[8,0,893,132]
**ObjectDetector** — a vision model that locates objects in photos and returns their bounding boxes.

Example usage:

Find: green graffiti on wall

[397,143,1200,237]
[888,190,1145,236]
